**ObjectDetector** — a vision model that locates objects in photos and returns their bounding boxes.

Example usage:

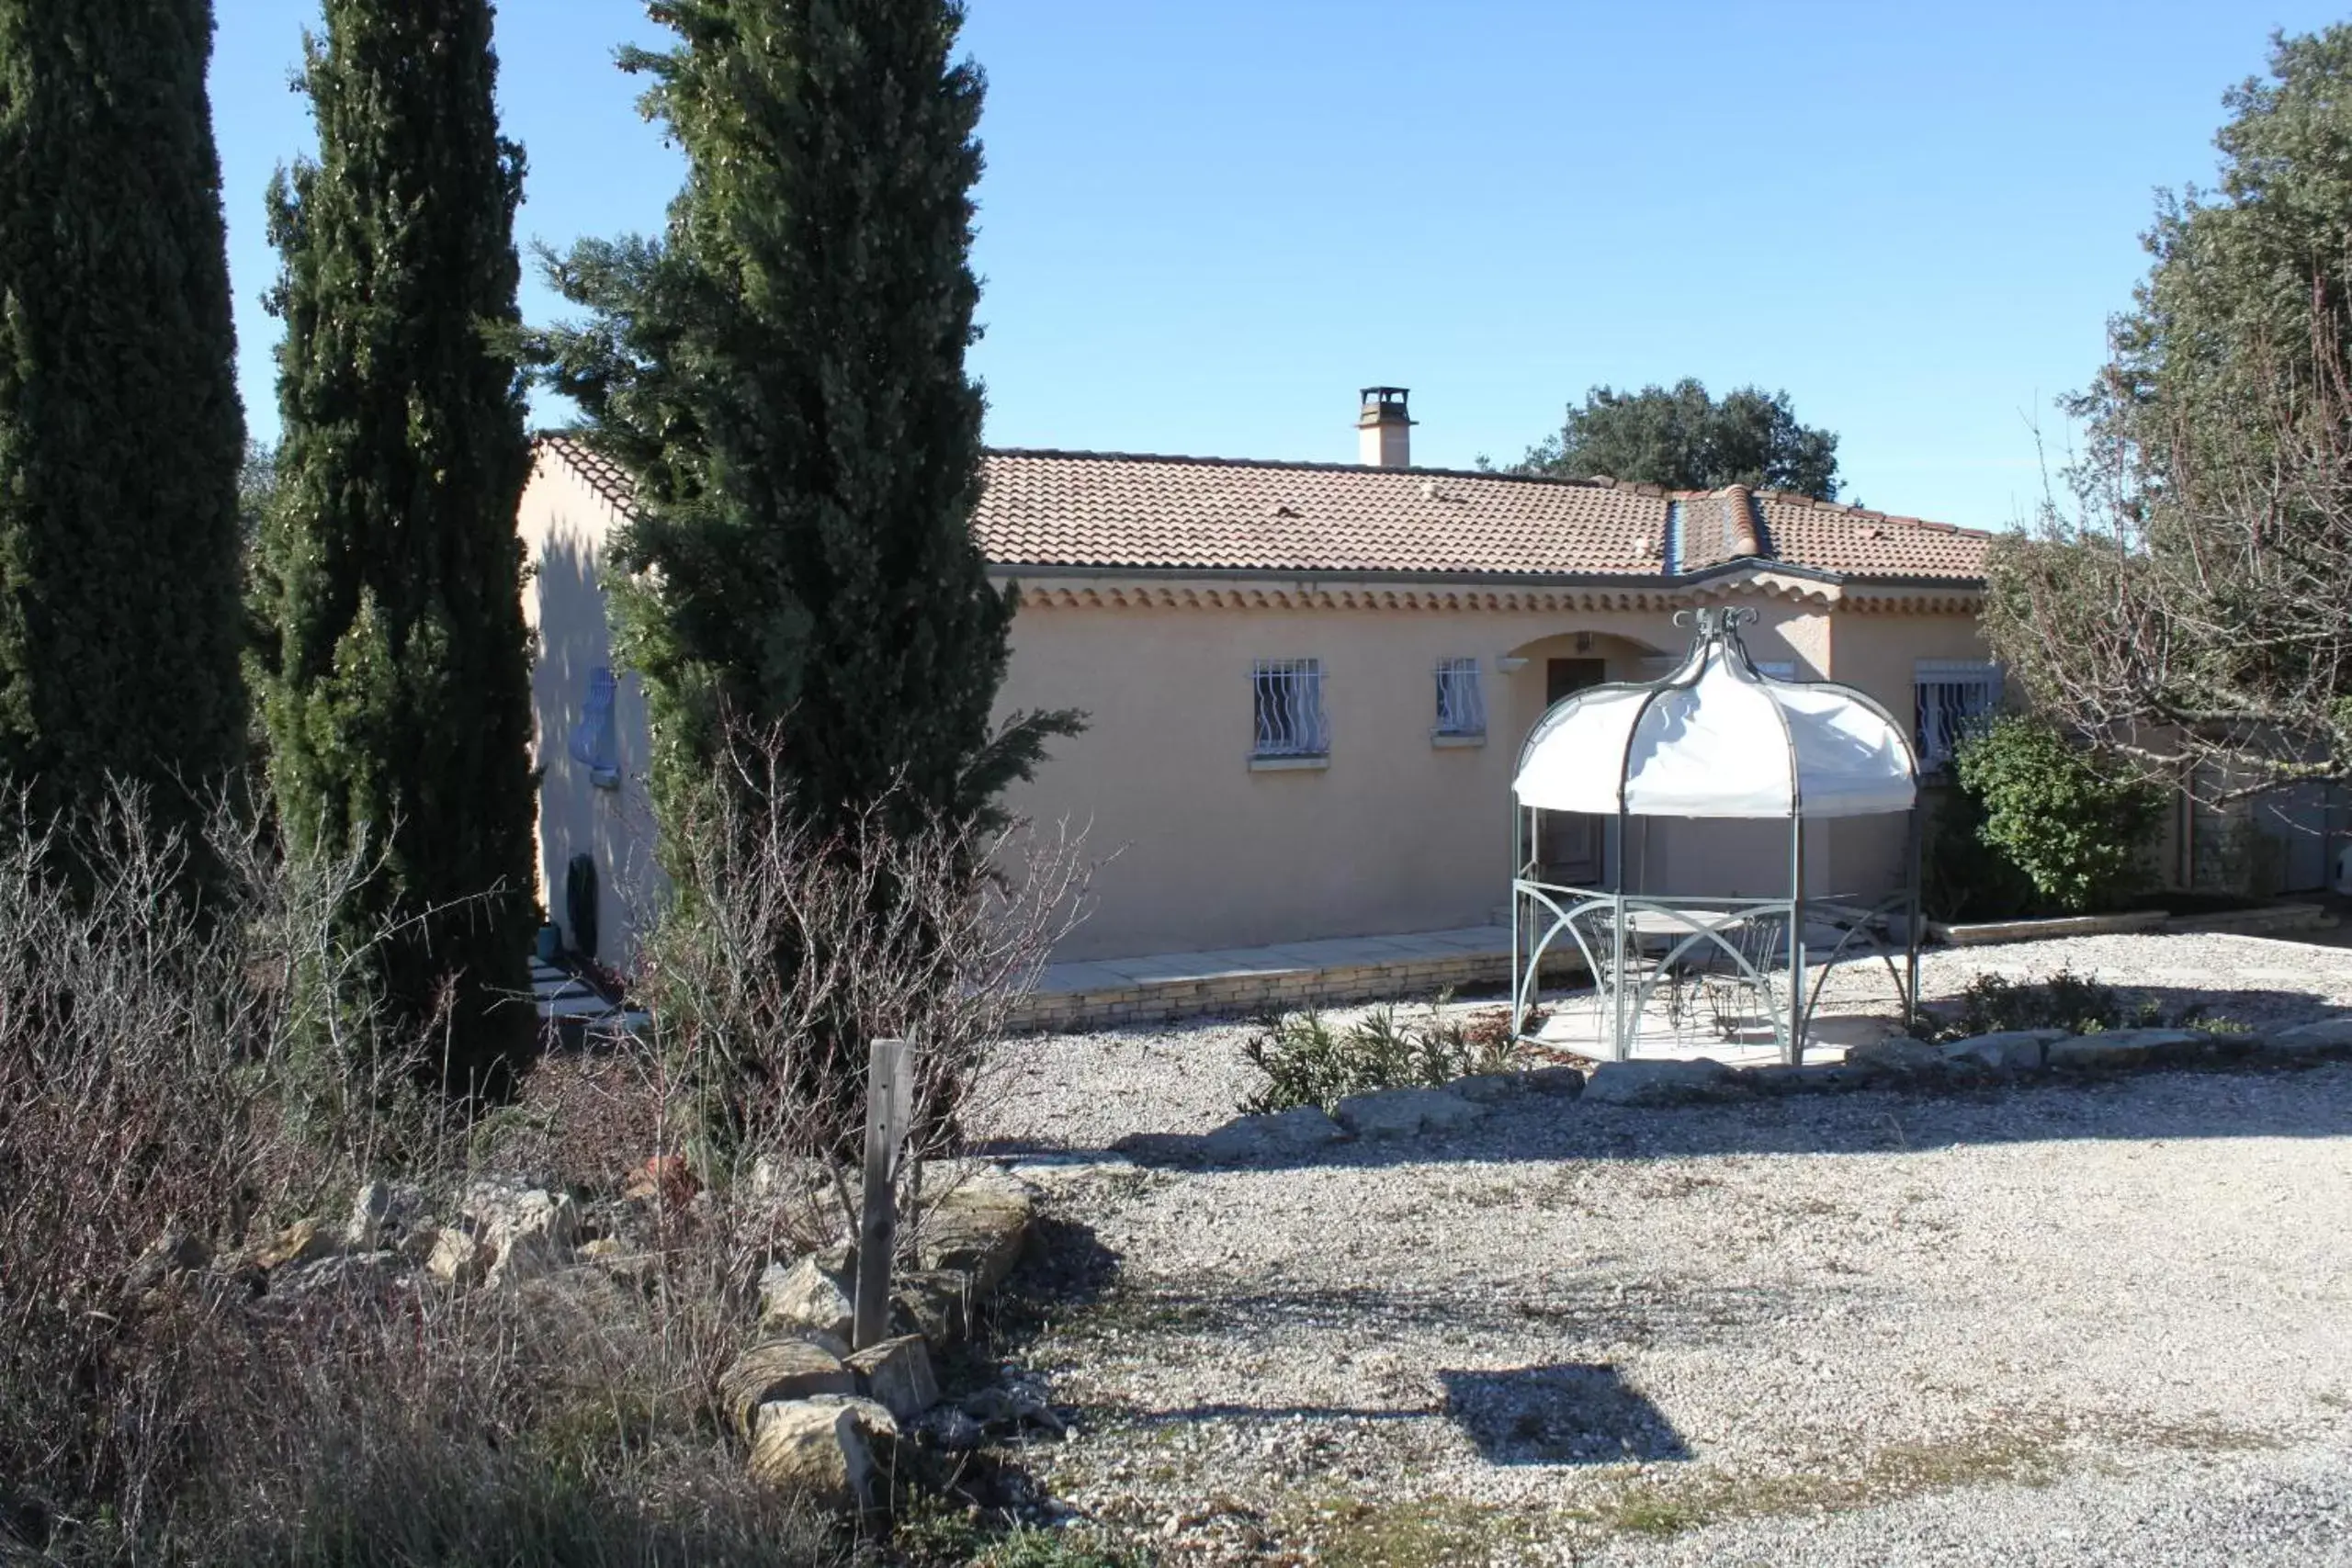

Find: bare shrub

[635,735,1092,1257]
[141,1275,841,1567]
[1989,314,2352,803]
[0,784,366,1538]
[0,785,844,1565]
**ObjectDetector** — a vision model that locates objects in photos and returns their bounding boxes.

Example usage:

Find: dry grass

[0,750,1092,1566]
[0,790,842,1566]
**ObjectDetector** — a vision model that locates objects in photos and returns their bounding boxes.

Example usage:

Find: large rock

[1745,1061,1868,1096]
[483,1190,580,1287]
[847,1334,939,1424]
[1197,1106,1346,1164]
[719,1339,856,1438]
[960,1379,1065,1435]
[464,1181,582,1244]
[345,1179,428,1252]
[426,1225,492,1289]
[2267,1018,2352,1056]
[2046,1028,2209,1070]
[913,1404,984,1451]
[746,1395,899,1512]
[1518,1065,1589,1099]
[1939,1029,2066,1074]
[759,1253,857,1341]
[124,1228,211,1298]
[621,1154,699,1209]
[1582,1057,1741,1107]
[1843,1037,1946,1075]
[1449,1073,1524,1105]
[1331,1086,1487,1139]
[254,1218,336,1272]
[916,1168,1033,1293]
[262,1251,401,1308]
[890,1269,971,1349]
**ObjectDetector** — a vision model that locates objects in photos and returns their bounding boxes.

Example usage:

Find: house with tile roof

[519,389,2001,967]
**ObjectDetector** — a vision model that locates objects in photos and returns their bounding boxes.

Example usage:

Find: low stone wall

[1929,901,2335,948]
[1011,948,1585,1033]
[1928,910,2168,947]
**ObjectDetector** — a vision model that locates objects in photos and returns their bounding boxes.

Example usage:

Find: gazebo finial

[1674,604,1759,641]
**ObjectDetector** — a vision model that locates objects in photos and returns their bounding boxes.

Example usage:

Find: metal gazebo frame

[1509,606,1924,1065]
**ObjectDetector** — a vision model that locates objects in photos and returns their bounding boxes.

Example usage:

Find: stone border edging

[1181,1017,2352,1155]
[734,1165,1040,1515]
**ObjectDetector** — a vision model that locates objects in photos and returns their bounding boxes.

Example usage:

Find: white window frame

[1915,659,2003,773]
[1251,658,1329,765]
[1433,657,1487,743]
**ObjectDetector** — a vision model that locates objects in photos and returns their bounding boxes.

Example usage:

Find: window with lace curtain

[1915,660,2002,772]
[1433,658,1486,739]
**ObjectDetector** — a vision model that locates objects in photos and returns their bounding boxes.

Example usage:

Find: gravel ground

[973,931,2352,1564]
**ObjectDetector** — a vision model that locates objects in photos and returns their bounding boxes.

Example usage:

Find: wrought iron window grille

[1434,657,1487,737]
[1252,659,1329,758]
[1914,660,2002,772]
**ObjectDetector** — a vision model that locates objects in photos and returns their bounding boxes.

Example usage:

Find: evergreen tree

[0,0,247,836]
[536,0,1078,1131]
[1510,378,1842,500]
[255,0,538,1097]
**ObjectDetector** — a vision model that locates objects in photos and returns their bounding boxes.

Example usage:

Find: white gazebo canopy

[1513,622,1917,819]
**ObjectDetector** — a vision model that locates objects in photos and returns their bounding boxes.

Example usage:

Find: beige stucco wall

[992,578,1984,962]
[516,454,658,966]
[1817,608,1997,896]
[516,493,1992,970]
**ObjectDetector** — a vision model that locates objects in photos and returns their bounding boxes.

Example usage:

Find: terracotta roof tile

[974,449,1668,575]
[533,435,1989,583]
[1752,491,1991,580]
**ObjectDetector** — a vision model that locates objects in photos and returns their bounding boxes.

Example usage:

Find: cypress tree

[537,0,1078,1125]
[0,0,248,837]
[254,0,537,1097]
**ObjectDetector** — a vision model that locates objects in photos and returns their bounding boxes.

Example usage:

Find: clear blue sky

[212,1,2347,531]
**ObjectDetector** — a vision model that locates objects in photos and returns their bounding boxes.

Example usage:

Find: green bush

[1927,965,2248,1042]
[1932,967,2148,1041]
[1241,999,1520,1114]
[1951,716,2165,915]
[1921,784,2040,922]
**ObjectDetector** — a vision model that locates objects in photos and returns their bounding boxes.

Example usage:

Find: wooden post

[853,1038,912,1351]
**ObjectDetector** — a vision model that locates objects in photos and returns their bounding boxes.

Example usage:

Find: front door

[1540,658,1609,886]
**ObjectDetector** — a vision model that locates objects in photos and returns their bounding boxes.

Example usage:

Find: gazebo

[1510,606,1922,1064]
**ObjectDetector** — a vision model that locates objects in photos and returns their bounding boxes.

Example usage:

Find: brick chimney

[1357,386,1414,468]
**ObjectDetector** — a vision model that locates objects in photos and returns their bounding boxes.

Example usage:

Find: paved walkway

[1022,925,1537,1032]
[1025,924,1896,1064]
[1035,924,1520,995]
[532,957,650,1042]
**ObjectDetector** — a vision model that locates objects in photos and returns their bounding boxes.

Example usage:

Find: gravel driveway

[975,931,2352,1564]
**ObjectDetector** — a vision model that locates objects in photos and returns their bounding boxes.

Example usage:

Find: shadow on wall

[533,530,662,965]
